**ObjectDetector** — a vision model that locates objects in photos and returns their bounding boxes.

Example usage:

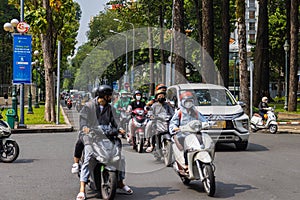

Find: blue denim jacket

[169,106,207,135]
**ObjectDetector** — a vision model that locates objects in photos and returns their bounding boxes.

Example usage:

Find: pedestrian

[4,93,8,106]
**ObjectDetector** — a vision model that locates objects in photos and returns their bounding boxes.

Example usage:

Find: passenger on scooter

[145,89,174,153]
[114,90,131,126]
[169,91,207,169]
[127,90,146,143]
[72,85,133,200]
[258,96,269,120]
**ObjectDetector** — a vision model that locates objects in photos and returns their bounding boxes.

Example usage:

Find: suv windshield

[180,89,237,106]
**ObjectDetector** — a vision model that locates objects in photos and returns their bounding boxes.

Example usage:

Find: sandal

[76,192,86,200]
[118,185,133,195]
[146,146,154,153]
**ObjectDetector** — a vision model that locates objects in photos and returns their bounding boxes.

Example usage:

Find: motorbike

[250,107,278,134]
[80,126,121,200]
[67,99,72,109]
[0,107,19,163]
[118,107,131,139]
[75,99,82,112]
[131,108,148,153]
[171,120,216,196]
[151,113,173,166]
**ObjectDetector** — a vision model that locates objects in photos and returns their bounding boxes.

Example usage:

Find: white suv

[166,83,250,150]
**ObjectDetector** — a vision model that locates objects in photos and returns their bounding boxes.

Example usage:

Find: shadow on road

[215,143,269,152]
[12,158,38,164]
[214,182,257,198]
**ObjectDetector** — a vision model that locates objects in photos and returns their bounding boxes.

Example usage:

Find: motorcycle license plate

[211,121,226,129]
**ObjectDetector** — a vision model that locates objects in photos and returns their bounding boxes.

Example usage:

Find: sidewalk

[11,105,74,134]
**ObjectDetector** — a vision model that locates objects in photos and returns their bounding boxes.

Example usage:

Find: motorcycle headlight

[112,155,120,162]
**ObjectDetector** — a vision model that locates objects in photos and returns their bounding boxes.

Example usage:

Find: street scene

[1,0,300,200]
[0,107,299,200]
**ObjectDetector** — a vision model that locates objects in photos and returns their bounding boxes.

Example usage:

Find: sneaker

[71,163,79,174]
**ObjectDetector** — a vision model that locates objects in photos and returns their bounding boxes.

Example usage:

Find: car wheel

[235,141,248,151]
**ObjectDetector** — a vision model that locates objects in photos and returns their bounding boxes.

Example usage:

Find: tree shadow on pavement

[214,182,257,198]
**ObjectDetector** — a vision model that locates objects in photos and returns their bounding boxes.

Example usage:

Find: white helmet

[262,97,268,102]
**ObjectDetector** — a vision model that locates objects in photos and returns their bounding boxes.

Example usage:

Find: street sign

[16,22,30,33]
[13,34,32,84]
[112,81,118,91]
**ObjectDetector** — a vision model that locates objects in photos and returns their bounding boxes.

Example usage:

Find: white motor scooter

[250,107,278,134]
[171,120,216,196]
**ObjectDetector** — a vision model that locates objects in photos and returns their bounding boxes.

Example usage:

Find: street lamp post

[232,52,238,99]
[113,19,135,89]
[283,40,290,111]
[3,19,19,120]
[33,50,40,108]
[109,30,128,89]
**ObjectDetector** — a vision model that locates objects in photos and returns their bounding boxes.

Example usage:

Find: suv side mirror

[237,101,245,107]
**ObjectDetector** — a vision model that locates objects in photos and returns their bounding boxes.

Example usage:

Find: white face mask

[182,99,194,109]
[136,96,141,100]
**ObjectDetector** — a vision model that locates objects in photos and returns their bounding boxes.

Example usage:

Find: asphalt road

[1,131,300,200]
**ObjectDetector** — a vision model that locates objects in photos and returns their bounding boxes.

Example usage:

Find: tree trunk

[194,0,202,45]
[159,4,166,84]
[288,0,299,111]
[220,0,230,87]
[253,0,269,107]
[201,0,215,84]
[236,0,249,115]
[148,26,155,96]
[42,0,56,122]
[173,0,186,83]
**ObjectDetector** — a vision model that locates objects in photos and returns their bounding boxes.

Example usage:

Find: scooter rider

[126,90,146,143]
[145,89,174,153]
[169,91,207,169]
[73,85,133,200]
[258,96,269,120]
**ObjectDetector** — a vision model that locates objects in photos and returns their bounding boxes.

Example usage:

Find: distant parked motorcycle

[171,120,216,196]
[0,108,19,163]
[250,107,278,134]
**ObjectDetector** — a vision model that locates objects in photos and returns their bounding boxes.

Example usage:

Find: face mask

[158,98,166,103]
[136,96,141,100]
[183,99,194,109]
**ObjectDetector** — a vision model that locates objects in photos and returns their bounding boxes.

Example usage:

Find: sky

[74,0,109,48]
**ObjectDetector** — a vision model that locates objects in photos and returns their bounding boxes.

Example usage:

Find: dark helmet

[98,85,113,98]
[133,90,142,99]
[92,87,100,98]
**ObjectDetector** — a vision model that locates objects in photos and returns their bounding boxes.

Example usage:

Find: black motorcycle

[80,126,121,200]
[0,108,19,163]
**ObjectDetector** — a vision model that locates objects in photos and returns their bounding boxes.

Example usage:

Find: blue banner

[13,34,32,84]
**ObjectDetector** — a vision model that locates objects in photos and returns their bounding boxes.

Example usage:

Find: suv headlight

[234,119,249,133]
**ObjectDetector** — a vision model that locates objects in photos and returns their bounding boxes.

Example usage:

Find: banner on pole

[13,34,32,84]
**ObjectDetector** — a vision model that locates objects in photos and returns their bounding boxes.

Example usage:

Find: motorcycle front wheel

[0,140,19,163]
[101,170,117,200]
[269,124,277,134]
[137,137,144,153]
[162,140,172,167]
[197,161,215,197]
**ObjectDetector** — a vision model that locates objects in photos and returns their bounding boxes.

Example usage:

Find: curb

[11,105,74,134]
[278,122,300,125]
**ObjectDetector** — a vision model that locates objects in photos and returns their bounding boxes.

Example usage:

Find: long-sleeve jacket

[169,106,207,135]
[79,98,119,136]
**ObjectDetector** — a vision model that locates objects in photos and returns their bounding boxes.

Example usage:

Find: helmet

[133,90,142,99]
[180,91,194,109]
[155,89,166,98]
[155,84,167,91]
[262,96,268,102]
[92,87,99,98]
[98,85,113,98]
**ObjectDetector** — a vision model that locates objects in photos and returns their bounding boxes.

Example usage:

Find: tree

[288,0,299,111]
[173,0,186,83]
[9,0,81,122]
[220,0,230,87]
[253,0,269,107]
[236,0,249,115]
